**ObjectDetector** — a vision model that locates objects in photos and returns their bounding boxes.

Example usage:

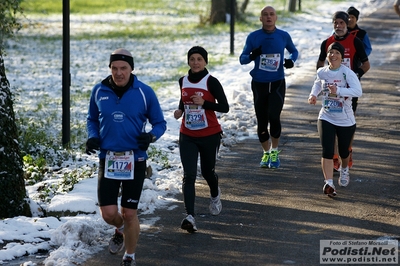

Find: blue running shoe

[269,150,280,168]
[260,152,270,168]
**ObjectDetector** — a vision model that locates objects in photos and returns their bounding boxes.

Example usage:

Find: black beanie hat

[347,6,360,21]
[187,46,208,64]
[109,53,134,70]
[332,11,349,25]
[327,42,345,58]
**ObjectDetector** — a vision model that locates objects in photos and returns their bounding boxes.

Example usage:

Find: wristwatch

[150,133,156,143]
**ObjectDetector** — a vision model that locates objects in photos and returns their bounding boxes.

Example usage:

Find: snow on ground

[0,0,396,265]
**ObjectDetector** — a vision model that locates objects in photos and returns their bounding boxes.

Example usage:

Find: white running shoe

[108,229,124,254]
[339,167,350,187]
[209,187,222,215]
[323,182,337,197]
[180,214,197,233]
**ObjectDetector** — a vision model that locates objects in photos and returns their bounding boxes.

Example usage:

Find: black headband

[109,54,134,70]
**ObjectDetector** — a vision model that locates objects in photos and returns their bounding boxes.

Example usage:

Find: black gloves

[249,46,262,61]
[85,134,156,154]
[85,138,100,155]
[136,133,155,151]
[283,59,294,69]
[355,68,365,79]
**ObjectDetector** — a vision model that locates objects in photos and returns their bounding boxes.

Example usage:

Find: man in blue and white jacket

[86,48,166,266]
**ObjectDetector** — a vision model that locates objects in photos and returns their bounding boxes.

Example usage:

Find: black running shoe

[180,214,197,233]
[121,257,136,266]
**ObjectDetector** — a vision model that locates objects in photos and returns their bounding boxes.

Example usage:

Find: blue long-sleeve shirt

[239,28,299,83]
[87,74,166,161]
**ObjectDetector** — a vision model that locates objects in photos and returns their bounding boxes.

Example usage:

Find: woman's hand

[190,94,205,106]
[328,84,337,96]
[308,95,317,105]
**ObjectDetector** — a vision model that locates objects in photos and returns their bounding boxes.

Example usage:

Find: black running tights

[317,119,356,159]
[179,132,221,216]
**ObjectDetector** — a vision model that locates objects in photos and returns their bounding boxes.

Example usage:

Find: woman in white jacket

[308,42,362,197]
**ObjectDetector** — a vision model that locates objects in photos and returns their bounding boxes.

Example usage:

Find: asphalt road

[12,2,400,266]
[83,3,400,266]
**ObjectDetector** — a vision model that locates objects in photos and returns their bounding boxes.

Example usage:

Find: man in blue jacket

[239,5,298,169]
[86,48,166,266]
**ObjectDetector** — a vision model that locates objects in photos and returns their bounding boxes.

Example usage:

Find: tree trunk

[288,0,297,12]
[240,0,250,14]
[0,52,32,218]
[210,0,226,24]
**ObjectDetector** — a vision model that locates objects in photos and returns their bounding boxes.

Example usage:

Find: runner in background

[347,6,372,56]
[343,6,372,169]
[239,5,298,169]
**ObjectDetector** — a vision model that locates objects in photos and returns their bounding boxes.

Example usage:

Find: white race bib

[323,95,344,113]
[184,104,208,130]
[259,53,280,72]
[105,151,135,180]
